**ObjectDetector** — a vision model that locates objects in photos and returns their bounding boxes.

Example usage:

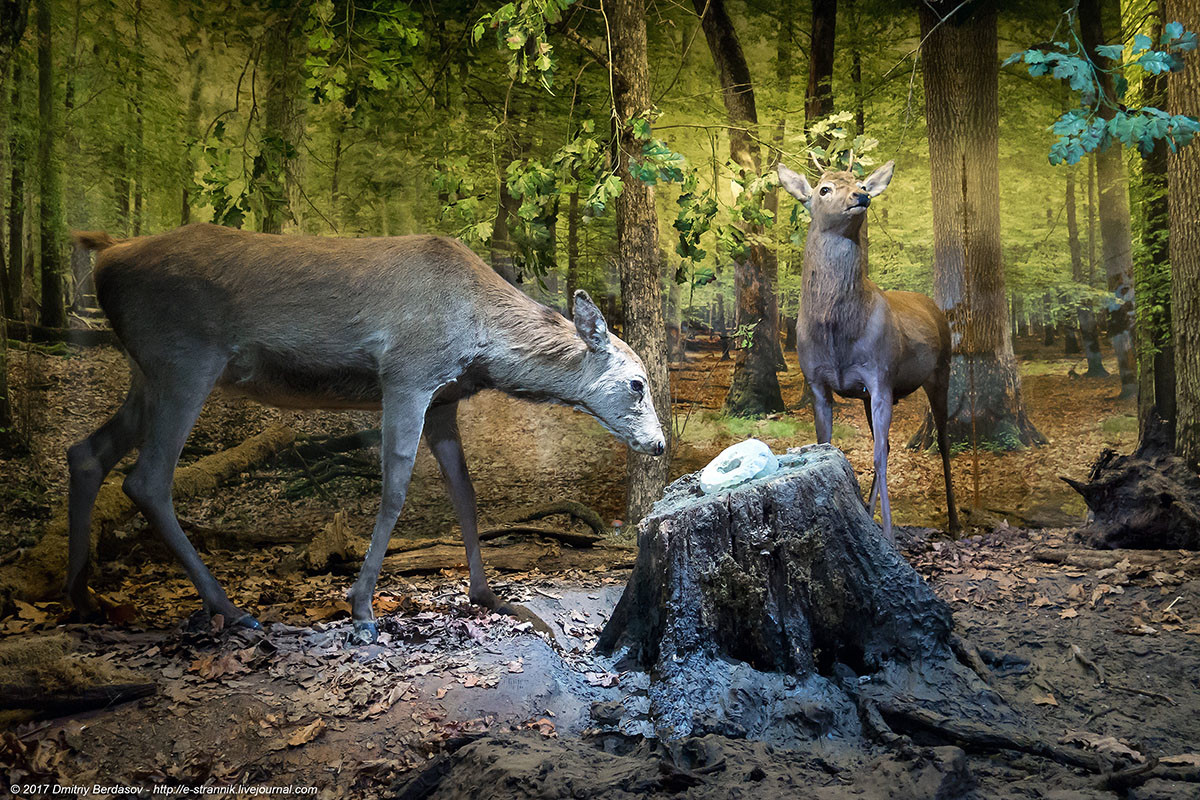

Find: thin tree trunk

[1136,6,1175,432]
[912,1,1043,449]
[180,51,202,226]
[611,0,671,523]
[35,0,64,328]
[805,0,837,145]
[762,0,797,371]
[693,0,785,416]
[1167,0,1200,468]
[850,0,864,134]
[1079,0,1138,399]
[6,57,24,319]
[258,9,302,234]
[489,179,519,284]
[566,188,579,300]
[131,0,143,236]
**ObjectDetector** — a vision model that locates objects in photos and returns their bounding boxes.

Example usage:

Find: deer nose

[652,440,666,456]
[853,193,870,207]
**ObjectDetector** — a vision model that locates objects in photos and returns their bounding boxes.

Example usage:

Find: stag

[777,161,959,542]
[68,224,665,644]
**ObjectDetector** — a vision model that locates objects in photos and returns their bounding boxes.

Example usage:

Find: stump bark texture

[599,444,1005,743]
[1064,413,1200,550]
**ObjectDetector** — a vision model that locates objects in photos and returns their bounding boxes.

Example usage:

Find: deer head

[569,291,666,456]
[777,160,895,234]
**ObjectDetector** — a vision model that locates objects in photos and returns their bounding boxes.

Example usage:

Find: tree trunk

[610,0,671,524]
[131,0,144,236]
[489,179,519,284]
[850,0,864,134]
[258,9,302,235]
[180,51,202,226]
[693,0,785,417]
[912,2,1043,449]
[6,57,26,321]
[1137,9,1176,436]
[35,0,63,329]
[597,444,998,742]
[761,0,797,372]
[565,188,579,300]
[1079,0,1138,399]
[1167,0,1200,469]
[805,0,837,146]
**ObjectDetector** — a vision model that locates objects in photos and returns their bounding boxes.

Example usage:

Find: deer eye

[630,379,644,397]
[819,186,832,196]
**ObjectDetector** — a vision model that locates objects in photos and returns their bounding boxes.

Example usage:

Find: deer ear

[573,290,610,352]
[777,164,813,204]
[863,160,895,197]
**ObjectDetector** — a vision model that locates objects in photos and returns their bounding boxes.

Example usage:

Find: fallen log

[0,423,296,608]
[0,683,156,717]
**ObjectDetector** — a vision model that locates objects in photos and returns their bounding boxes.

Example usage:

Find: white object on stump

[698,438,779,494]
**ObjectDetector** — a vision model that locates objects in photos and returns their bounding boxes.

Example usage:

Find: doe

[777,161,959,542]
[67,224,665,643]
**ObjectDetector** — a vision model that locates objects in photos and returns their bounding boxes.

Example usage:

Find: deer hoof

[232,613,262,631]
[346,620,378,646]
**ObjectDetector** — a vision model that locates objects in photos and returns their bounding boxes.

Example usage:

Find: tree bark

[489,177,519,284]
[258,8,303,234]
[912,1,1043,449]
[805,0,837,145]
[693,0,785,417]
[1079,0,1138,399]
[565,188,579,300]
[610,0,671,524]
[35,0,64,328]
[1167,0,1200,469]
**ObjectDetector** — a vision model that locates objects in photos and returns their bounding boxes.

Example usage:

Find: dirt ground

[2,336,1197,799]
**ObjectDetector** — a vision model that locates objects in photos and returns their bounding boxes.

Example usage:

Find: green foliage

[1005,11,1200,163]
[805,111,880,175]
[473,0,574,88]
[304,0,424,109]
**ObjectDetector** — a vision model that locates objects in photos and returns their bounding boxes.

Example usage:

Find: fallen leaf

[1159,754,1200,767]
[1032,693,1058,706]
[288,718,326,747]
[507,660,524,674]
[1059,608,1079,619]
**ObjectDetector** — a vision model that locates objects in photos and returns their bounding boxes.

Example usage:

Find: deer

[776,160,959,543]
[67,223,666,645]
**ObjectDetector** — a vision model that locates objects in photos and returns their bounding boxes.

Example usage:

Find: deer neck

[801,224,872,324]
[479,304,591,405]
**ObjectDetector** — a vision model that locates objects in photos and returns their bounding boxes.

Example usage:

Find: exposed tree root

[1030,547,1199,571]
[873,701,1105,773]
[1103,759,1200,791]
[0,424,296,610]
[501,500,609,536]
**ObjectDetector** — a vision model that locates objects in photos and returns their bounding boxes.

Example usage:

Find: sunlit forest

[1,0,1199,797]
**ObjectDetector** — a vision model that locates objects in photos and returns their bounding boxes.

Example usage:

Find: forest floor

[2,337,1198,799]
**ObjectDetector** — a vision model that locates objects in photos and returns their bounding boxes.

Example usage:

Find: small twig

[1070,643,1106,685]
[1107,684,1175,706]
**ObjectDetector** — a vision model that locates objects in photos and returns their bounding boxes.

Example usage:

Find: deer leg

[346,386,430,645]
[926,375,960,534]
[121,358,257,628]
[424,402,551,634]
[861,397,879,515]
[813,384,834,445]
[66,371,146,616]
[869,386,895,544]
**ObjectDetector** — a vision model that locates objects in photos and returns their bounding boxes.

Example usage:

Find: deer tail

[71,230,120,252]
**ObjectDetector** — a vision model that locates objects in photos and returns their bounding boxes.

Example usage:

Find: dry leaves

[287,718,326,747]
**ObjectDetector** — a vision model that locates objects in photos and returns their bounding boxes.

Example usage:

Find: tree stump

[598,444,1008,744]
[1063,412,1200,550]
